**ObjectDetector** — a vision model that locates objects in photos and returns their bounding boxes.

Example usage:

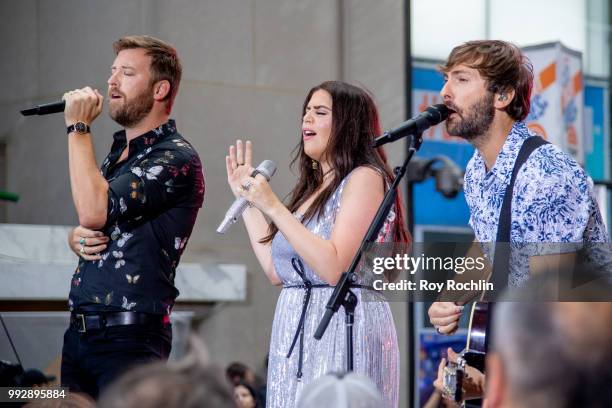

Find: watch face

[75,122,88,133]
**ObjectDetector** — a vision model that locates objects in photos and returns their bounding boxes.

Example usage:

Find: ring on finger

[79,237,86,246]
[79,245,85,255]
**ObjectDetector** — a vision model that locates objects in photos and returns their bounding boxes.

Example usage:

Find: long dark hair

[261,81,409,245]
[235,381,262,408]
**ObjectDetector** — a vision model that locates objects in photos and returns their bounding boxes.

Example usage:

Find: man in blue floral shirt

[60,36,204,398]
[429,40,608,403]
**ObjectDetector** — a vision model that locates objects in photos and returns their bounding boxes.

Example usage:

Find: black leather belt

[70,311,166,333]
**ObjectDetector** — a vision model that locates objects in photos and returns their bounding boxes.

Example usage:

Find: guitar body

[463,302,491,372]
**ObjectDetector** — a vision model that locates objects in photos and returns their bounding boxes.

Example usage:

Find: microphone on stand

[372,104,450,148]
[216,160,277,234]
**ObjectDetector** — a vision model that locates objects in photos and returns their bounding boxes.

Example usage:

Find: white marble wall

[0,224,246,301]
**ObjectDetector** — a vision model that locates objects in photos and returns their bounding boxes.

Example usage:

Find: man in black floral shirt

[61,35,204,398]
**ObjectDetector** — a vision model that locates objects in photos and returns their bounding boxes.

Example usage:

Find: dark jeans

[60,323,172,399]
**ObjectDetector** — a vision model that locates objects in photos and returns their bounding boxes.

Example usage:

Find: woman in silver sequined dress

[225,81,410,408]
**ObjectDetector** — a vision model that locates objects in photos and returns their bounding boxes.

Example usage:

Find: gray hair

[297,372,383,408]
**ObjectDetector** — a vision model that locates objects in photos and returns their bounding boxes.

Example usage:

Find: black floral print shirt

[69,120,205,315]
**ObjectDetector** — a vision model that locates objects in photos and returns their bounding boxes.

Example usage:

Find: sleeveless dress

[266,170,400,408]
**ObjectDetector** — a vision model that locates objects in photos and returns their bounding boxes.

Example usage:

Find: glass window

[490,0,586,57]
[411,0,486,60]
[411,0,608,77]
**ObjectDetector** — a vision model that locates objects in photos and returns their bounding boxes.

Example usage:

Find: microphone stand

[314,131,424,372]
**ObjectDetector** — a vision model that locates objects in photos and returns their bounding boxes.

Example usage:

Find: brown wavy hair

[260,81,410,245]
[439,40,534,121]
[113,35,182,114]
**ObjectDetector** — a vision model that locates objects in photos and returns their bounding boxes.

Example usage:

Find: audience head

[487,300,612,408]
[297,372,383,408]
[98,336,233,408]
[98,361,233,408]
[233,381,260,408]
[22,392,95,408]
[226,362,257,386]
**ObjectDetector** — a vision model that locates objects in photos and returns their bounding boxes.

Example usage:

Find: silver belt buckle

[76,314,86,333]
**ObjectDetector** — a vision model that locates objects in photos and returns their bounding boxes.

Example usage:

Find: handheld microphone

[216,160,277,234]
[372,104,450,148]
[20,101,66,116]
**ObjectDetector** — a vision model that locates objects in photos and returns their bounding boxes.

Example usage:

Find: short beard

[109,84,155,128]
[446,92,495,143]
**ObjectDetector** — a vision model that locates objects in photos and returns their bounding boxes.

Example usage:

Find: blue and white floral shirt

[464,121,608,286]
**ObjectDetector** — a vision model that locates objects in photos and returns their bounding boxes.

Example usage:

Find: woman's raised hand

[226,140,254,198]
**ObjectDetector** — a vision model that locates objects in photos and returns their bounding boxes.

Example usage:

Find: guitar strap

[487,135,549,351]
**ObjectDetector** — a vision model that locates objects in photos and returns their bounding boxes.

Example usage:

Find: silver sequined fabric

[267,170,400,408]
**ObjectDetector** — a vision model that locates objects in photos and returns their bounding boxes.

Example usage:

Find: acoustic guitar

[442,302,491,406]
